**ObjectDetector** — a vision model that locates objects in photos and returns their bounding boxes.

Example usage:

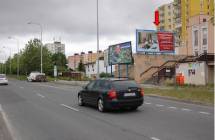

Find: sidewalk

[52,80,89,86]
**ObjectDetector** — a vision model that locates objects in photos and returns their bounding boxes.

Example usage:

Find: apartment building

[157,2,175,31]
[175,0,214,55]
[45,41,65,54]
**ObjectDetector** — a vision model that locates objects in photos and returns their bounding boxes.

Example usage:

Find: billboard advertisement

[136,30,174,53]
[108,41,133,65]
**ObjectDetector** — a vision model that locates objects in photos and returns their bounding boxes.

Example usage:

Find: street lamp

[27,22,43,73]
[8,37,19,77]
[96,0,100,79]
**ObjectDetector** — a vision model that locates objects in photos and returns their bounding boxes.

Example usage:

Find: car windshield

[112,80,139,90]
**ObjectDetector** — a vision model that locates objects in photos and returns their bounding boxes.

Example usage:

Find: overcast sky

[0,0,172,61]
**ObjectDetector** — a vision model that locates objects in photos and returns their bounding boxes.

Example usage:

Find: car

[27,72,46,82]
[78,78,144,112]
[0,74,8,85]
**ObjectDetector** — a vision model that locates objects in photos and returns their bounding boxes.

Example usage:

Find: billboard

[108,41,133,65]
[136,30,174,53]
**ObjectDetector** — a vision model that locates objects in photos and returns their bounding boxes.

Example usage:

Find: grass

[143,85,214,105]
[7,75,27,81]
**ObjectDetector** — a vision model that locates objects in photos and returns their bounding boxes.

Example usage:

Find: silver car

[0,74,8,85]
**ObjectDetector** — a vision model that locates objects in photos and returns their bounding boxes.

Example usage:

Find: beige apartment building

[157,2,175,31]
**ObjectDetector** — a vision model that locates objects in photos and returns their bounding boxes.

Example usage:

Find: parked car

[27,72,46,82]
[0,74,8,85]
[78,78,144,112]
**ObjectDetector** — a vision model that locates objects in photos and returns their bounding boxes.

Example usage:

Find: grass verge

[143,85,214,105]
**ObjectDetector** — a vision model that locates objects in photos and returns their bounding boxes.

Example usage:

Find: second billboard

[136,30,174,53]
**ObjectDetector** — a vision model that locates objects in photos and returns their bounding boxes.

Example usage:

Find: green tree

[77,60,85,72]
[51,52,67,72]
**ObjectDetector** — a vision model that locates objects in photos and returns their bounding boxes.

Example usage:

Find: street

[0,79,214,140]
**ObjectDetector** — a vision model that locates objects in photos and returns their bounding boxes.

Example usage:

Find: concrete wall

[115,54,184,83]
[176,61,208,85]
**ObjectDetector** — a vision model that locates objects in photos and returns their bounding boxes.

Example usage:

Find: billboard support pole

[126,64,129,78]
[118,64,121,78]
[106,66,107,74]
[111,64,113,77]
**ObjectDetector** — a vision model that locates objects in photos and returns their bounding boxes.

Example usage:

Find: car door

[82,81,96,104]
[90,80,102,106]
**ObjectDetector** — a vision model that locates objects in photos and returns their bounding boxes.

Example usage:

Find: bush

[99,72,112,78]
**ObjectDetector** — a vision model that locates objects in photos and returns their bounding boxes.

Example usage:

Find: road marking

[60,104,79,112]
[0,104,2,112]
[156,104,164,107]
[168,106,177,109]
[199,111,210,115]
[145,102,152,105]
[151,137,160,140]
[181,108,192,112]
[20,87,24,89]
[36,93,45,98]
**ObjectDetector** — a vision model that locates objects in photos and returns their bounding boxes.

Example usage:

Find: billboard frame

[108,41,133,65]
[136,29,175,54]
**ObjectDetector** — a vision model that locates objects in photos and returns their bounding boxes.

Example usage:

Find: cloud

[0,0,173,60]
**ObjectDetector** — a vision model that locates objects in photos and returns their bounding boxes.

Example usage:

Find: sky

[0,0,172,62]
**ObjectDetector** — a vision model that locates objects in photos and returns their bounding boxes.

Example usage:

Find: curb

[51,80,89,87]
[145,94,214,107]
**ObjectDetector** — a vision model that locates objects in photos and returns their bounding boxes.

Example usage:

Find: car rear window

[0,75,6,78]
[112,80,139,90]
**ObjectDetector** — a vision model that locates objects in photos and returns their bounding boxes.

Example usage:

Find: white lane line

[60,104,79,112]
[0,104,2,112]
[145,102,152,105]
[151,137,160,140]
[36,93,45,98]
[168,106,177,109]
[20,87,24,89]
[199,111,210,115]
[181,108,192,112]
[155,104,164,107]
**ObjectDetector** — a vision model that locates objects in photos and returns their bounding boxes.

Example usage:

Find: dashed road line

[60,104,79,112]
[0,104,2,112]
[145,102,152,105]
[168,106,177,109]
[151,137,161,140]
[181,108,192,112]
[199,111,210,115]
[155,104,164,107]
[36,93,45,98]
[20,87,24,89]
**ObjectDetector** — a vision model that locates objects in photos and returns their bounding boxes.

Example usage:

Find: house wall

[176,61,208,85]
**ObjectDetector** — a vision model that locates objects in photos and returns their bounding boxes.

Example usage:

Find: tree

[51,52,67,72]
[77,60,85,72]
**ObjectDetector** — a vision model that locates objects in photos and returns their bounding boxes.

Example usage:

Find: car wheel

[78,94,84,106]
[97,98,106,112]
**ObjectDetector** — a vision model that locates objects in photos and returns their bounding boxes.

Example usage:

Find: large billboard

[136,30,174,53]
[108,41,133,65]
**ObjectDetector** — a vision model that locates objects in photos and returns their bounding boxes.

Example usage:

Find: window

[202,28,207,45]
[86,81,96,90]
[194,30,198,47]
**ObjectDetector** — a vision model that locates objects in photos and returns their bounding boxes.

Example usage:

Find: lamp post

[8,37,19,77]
[96,0,100,79]
[27,22,43,73]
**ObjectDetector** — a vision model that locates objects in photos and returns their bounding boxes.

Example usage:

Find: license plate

[124,93,136,97]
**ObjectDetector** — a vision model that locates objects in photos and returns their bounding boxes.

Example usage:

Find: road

[0,79,213,140]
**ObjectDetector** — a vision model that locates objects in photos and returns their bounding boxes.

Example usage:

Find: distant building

[157,2,175,32]
[68,51,103,71]
[45,41,65,54]
[84,58,115,78]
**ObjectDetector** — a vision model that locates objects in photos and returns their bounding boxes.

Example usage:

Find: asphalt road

[0,79,213,140]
